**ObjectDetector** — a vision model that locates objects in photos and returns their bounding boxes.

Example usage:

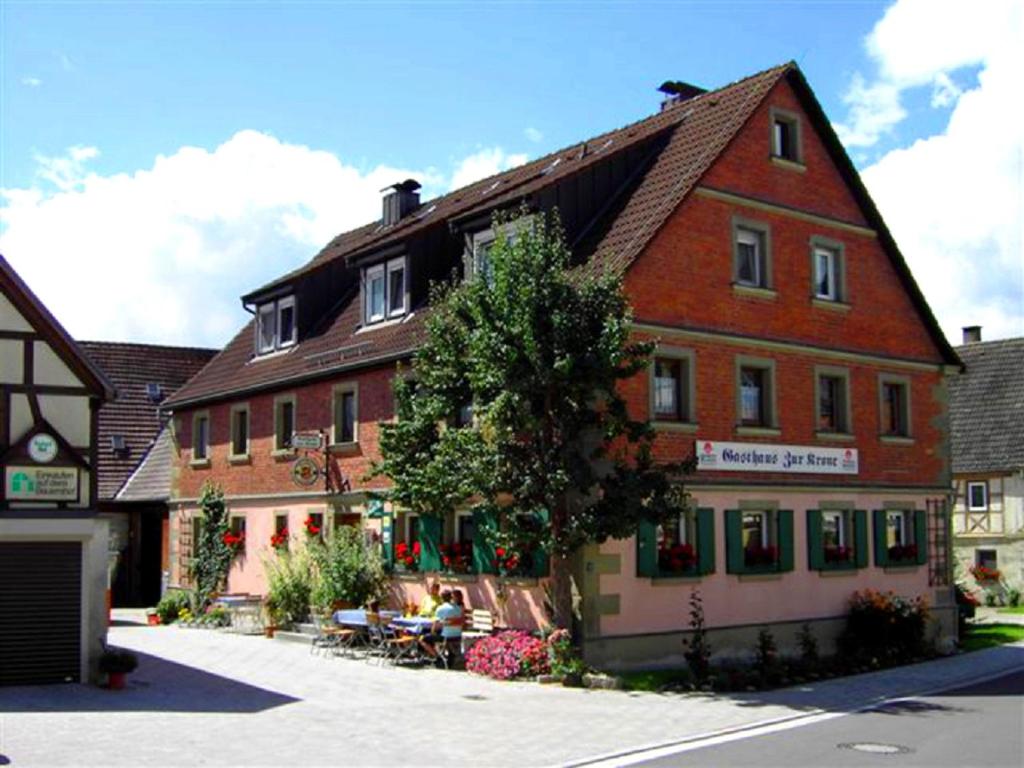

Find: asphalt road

[634,669,1024,768]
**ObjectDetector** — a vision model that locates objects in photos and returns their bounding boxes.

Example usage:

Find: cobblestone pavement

[1,612,1022,767]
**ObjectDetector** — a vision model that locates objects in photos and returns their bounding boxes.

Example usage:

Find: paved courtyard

[1,613,1022,767]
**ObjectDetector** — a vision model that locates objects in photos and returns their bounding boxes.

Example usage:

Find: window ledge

[228,454,252,466]
[883,565,920,574]
[500,576,541,587]
[880,435,915,446]
[732,284,777,300]
[356,312,415,335]
[770,155,805,172]
[189,458,211,469]
[812,297,851,312]
[737,571,784,582]
[819,569,860,581]
[736,426,782,438]
[815,431,855,442]
[438,573,479,584]
[328,441,360,455]
[390,571,423,582]
[650,574,702,586]
[271,448,297,461]
[247,346,297,364]
[653,420,699,433]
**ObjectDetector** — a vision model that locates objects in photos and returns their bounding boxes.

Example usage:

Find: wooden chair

[461,609,495,654]
[365,612,418,665]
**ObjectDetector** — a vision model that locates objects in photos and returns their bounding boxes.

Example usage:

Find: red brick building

[164,63,960,666]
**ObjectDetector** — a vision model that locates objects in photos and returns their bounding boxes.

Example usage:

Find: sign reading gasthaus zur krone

[697,441,858,475]
[5,466,80,500]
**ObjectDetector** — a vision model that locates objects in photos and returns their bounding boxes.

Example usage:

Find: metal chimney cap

[380,179,421,194]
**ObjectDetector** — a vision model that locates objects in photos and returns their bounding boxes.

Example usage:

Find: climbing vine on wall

[192,480,232,607]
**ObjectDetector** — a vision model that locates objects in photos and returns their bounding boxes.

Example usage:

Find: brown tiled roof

[949,337,1024,474]
[115,426,175,502]
[167,64,792,408]
[79,341,217,500]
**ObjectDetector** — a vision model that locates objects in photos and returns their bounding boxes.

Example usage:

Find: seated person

[418,581,442,617]
[419,590,462,661]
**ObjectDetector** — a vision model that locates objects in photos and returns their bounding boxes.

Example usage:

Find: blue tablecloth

[391,616,436,635]
[332,609,399,627]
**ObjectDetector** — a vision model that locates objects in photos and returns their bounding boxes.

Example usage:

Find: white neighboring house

[0,254,115,685]
[949,327,1024,599]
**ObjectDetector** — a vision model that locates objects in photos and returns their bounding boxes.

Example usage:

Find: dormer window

[255,295,297,355]
[364,257,406,325]
[770,107,802,165]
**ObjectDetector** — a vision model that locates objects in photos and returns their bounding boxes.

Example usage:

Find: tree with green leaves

[192,480,232,607]
[374,209,692,630]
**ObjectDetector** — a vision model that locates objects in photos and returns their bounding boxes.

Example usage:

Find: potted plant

[99,648,139,690]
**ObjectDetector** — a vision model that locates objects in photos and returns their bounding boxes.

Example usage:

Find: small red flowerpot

[146,613,161,626]
[107,672,126,690]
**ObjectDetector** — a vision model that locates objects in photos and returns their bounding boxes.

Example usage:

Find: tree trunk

[551,552,574,630]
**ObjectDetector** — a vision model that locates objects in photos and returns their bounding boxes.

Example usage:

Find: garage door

[0,542,82,685]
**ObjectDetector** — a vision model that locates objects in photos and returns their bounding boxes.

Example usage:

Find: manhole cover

[838,742,914,755]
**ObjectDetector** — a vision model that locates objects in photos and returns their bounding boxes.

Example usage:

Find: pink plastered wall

[599,490,938,638]
[389,576,548,629]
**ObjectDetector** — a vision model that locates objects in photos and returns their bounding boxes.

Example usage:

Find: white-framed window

[364,257,407,324]
[654,358,684,420]
[967,482,988,511]
[387,258,406,317]
[886,509,910,547]
[230,405,249,457]
[822,509,850,549]
[770,108,802,163]
[814,246,838,300]
[332,384,358,445]
[736,358,775,429]
[192,412,210,461]
[255,295,297,354]
[273,395,295,451]
[736,227,765,287]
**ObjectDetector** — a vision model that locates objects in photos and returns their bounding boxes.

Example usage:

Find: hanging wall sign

[291,432,323,451]
[696,440,858,475]
[291,456,321,487]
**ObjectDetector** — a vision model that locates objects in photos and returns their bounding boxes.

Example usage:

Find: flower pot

[107,672,126,690]
[146,613,161,626]
[264,625,277,639]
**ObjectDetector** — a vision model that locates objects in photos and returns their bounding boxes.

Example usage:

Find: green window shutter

[417,515,442,571]
[636,519,658,577]
[472,508,498,575]
[696,508,716,575]
[531,509,550,577]
[777,510,794,572]
[854,510,869,569]
[725,510,744,574]
[806,510,824,571]
[873,510,889,567]
[381,514,395,570]
[913,509,928,565]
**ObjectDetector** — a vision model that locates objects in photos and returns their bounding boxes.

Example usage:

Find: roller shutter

[0,542,82,686]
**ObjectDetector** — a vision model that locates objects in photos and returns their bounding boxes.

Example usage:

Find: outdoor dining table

[332,608,399,627]
[390,615,436,635]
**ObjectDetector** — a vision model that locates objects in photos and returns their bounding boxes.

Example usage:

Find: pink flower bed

[465,630,550,680]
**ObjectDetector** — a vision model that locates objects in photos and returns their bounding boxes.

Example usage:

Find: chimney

[658,80,707,111]
[381,179,421,226]
[962,325,982,344]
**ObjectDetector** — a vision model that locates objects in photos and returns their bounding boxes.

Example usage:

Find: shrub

[466,631,550,680]
[263,548,314,626]
[309,526,388,610]
[839,589,929,664]
[753,627,779,681]
[99,649,138,674]
[155,590,191,624]
[682,589,712,684]
[1005,586,1021,608]
[797,623,819,671]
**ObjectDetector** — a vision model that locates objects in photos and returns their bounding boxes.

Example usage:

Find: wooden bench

[461,608,496,652]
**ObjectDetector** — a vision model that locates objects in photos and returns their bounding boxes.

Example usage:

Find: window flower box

[969,564,1001,583]
[887,544,918,565]
[270,529,289,551]
[658,544,697,574]
[222,530,245,558]
[394,541,421,572]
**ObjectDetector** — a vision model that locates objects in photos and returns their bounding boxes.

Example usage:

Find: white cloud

[0,133,528,347]
[21,77,42,88]
[848,0,1024,343]
[449,148,529,190]
[524,127,544,143]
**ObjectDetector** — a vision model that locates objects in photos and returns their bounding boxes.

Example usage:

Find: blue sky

[1,1,1020,347]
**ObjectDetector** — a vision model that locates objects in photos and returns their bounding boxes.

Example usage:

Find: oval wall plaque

[28,433,59,464]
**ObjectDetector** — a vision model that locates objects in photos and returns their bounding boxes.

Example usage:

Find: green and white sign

[5,466,79,501]
[27,432,59,464]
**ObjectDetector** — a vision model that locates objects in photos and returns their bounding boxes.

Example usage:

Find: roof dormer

[255,294,297,356]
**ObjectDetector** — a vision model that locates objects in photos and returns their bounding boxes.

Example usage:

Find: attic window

[145,383,163,403]
[363,257,406,325]
[110,435,127,454]
[255,295,297,355]
[770,108,802,164]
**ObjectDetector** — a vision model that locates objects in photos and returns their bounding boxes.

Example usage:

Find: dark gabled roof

[168,63,791,408]
[166,61,958,410]
[949,337,1024,474]
[79,341,216,500]
[0,254,115,399]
